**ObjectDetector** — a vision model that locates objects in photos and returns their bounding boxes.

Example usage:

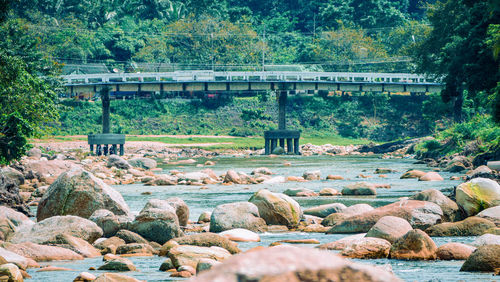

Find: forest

[1,0,499,162]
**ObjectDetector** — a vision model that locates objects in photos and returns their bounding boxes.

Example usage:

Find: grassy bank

[413,115,500,159]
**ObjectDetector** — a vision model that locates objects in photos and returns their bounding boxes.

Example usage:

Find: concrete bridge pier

[278,90,287,130]
[88,87,126,156]
[264,90,301,155]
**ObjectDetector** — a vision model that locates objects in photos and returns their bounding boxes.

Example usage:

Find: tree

[0,52,58,164]
[413,0,500,122]
[0,2,59,164]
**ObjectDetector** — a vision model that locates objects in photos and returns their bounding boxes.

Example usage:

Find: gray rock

[249,189,302,228]
[107,155,131,169]
[98,257,136,271]
[342,182,377,196]
[303,170,321,180]
[271,146,285,155]
[304,203,346,218]
[129,199,183,244]
[191,245,400,281]
[472,234,500,247]
[410,189,461,221]
[210,202,267,233]
[128,157,157,170]
[476,206,500,225]
[365,216,413,243]
[196,258,221,273]
[0,167,31,216]
[27,148,42,158]
[89,209,132,237]
[37,168,130,221]
[115,230,149,244]
[165,197,189,227]
[10,215,103,244]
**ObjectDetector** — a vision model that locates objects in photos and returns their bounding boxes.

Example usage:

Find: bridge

[62,70,443,155]
[62,71,443,96]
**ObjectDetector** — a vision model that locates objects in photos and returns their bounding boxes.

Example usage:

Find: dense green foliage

[0,49,58,164]
[0,0,498,154]
[0,1,59,164]
[3,0,434,72]
[413,0,500,122]
[53,93,449,142]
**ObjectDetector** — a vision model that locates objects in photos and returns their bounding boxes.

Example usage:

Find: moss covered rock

[456,178,500,217]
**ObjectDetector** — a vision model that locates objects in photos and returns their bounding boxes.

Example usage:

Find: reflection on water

[27,155,497,281]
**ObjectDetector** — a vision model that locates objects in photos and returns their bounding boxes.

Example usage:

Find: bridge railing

[62,71,436,86]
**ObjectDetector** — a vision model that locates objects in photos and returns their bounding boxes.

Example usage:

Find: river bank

[0,142,499,281]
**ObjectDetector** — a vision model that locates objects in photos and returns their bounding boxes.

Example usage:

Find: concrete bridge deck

[63,71,443,95]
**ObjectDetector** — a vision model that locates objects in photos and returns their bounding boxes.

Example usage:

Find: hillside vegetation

[54,93,450,142]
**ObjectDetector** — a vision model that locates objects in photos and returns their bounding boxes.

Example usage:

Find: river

[26,155,499,281]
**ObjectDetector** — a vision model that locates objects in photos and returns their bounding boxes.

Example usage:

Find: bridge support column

[278,90,287,130]
[102,87,110,134]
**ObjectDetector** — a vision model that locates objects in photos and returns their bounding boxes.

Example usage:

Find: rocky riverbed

[0,145,499,281]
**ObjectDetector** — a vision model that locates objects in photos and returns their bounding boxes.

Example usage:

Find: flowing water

[26,155,499,281]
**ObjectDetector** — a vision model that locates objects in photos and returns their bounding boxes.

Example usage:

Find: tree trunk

[453,90,464,123]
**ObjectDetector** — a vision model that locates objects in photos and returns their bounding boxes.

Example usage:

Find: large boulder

[0,248,30,270]
[283,188,318,197]
[115,230,149,244]
[164,197,189,227]
[471,234,500,246]
[129,199,183,244]
[409,189,461,221]
[2,242,83,261]
[425,217,496,236]
[41,234,101,258]
[210,202,267,233]
[0,206,34,240]
[327,200,443,233]
[341,182,377,196]
[456,178,500,217]
[303,203,346,218]
[37,168,130,221]
[128,157,157,170]
[98,257,136,271]
[168,245,231,269]
[0,263,23,282]
[418,172,444,181]
[0,167,31,215]
[9,215,103,244]
[322,204,375,226]
[223,170,242,184]
[94,273,141,282]
[400,170,426,179]
[303,170,321,180]
[476,206,500,225]
[249,189,302,228]
[168,233,241,255]
[389,229,437,260]
[460,245,500,272]
[106,155,131,169]
[23,159,79,180]
[436,243,475,260]
[220,229,260,242]
[365,216,413,243]
[190,245,400,282]
[340,237,392,259]
[89,209,132,238]
[317,233,366,250]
